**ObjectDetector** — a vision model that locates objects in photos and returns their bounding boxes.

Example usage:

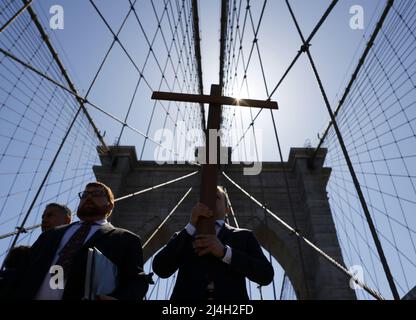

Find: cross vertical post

[198,84,222,234]
[151,89,277,234]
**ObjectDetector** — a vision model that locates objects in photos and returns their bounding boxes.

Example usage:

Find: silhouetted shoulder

[226,224,253,234]
[111,225,142,241]
[35,223,72,241]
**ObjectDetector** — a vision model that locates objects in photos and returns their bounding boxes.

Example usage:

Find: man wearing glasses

[12,182,148,300]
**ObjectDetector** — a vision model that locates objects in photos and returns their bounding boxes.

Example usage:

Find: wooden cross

[152,84,278,235]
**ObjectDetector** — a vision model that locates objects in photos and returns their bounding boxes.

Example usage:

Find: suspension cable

[284,0,399,300]
[142,187,192,249]
[0,170,199,240]
[0,0,33,33]
[315,0,396,155]
[223,187,239,228]
[24,3,108,153]
[2,106,83,269]
[226,0,312,296]
[0,47,184,159]
[233,0,339,150]
[116,171,198,203]
[0,223,40,240]
[222,171,385,300]
[191,0,206,132]
[262,203,277,300]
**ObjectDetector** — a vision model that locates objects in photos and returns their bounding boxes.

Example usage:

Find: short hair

[4,246,31,270]
[217,186,229,208]
[46,203,71,217]
[86,181,114,205]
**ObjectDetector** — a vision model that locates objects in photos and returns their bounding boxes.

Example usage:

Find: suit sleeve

[28,230,49,257]
[16,229,50,276]
[10,229,56,299]
[110,233,149,300]
[229,231,274,286]
[152,229,192,278]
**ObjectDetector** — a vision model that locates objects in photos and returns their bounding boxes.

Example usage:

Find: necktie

[205,221,225,300]
[215,221,224,237]
[56,222,93,278]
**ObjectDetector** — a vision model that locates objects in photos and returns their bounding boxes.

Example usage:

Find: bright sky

[29,0,384,161]
[3,0,410,300]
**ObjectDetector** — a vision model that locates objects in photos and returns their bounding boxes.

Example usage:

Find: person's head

[215,186,230,220]
[41,203,72,232]
[3,245,31,270]
[77,182,114,222]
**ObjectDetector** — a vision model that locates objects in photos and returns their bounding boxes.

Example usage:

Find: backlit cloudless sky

[31,0,384,162]
[2,0,402,300]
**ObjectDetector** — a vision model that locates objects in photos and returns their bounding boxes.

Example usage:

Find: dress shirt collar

[78,218,108,226]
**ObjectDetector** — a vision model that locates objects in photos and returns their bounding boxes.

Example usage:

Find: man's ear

[108,202,114,211]
[65,215,71,224]
[225,206,231,214]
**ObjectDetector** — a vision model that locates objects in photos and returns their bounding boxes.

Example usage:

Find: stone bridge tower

[93,146,356,300]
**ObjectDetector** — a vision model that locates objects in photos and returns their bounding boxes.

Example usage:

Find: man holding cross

[151,84,276,300]
[152,186,274,300]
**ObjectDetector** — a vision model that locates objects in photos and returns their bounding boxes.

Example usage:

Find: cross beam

[152,85,278,234]
[151,91,278,110]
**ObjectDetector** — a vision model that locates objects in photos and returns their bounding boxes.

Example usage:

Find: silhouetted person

[13,182,148,300]
[152,186,274,300]
[0,245,31,299]
[0,203,71,299]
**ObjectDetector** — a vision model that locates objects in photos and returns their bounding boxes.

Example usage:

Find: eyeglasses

[78,190,106,199]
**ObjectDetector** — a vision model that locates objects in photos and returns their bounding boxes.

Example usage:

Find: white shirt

[35,219,108,300]
[185,220,232,264]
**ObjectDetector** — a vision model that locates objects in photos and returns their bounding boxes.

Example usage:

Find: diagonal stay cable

[233,0,339,149]
[269,0,338,98]
[115,170,198,203]
[138,0,199,159]
[0,4,106,238]
[0,0,33,33]
[0,47,188,159]
[116,0,170,147]
[0,223,41,240]
[1,105,83,269]
[88,0,191,134]
[90,0,196,149]
[229,1,312,296]
[223,187,239,228]
[142,187,192,249]
[83,0,140,101]
[0,170,199,240]
[223,5,283,296]
[228,0,268,150]
[87,0,151,91]
[236,0,268,95]
[191,0,206,131]
[0,3,104,251]
[222,171,385,300]
[284,0,399,300]
[23,3,108,152]
[226,183,276,299]
[315,0,396,155]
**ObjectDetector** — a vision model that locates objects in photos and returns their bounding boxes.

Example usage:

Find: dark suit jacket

[152,223,274,300]
[12,222,148,300]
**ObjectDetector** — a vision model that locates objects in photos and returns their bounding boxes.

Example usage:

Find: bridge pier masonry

[93,145,356,300]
